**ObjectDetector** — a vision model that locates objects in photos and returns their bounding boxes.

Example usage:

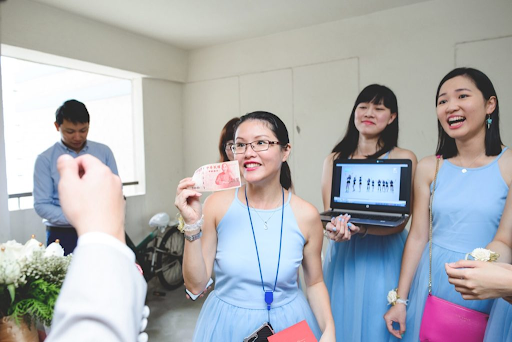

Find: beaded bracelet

[177,214,204,233]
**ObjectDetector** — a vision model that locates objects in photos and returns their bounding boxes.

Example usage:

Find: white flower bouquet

[0,236,72,326]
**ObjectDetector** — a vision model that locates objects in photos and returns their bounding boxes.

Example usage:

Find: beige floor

[145,278,206,341]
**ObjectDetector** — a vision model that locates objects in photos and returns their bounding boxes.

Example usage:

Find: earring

[486,115,492,129]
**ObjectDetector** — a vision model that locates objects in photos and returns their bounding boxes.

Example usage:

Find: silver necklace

[457,152,484,173]
[251,207,279,230]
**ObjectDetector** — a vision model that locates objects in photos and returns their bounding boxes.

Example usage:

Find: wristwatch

[184,229,202,242]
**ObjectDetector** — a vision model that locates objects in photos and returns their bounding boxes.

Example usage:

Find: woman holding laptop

[321,84,417,341]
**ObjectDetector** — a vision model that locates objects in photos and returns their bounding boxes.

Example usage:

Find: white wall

[185,0,512,209]
[1,0,187,82]
[0,30,10,241]
[456,37,512,145]
[124,78,183,243]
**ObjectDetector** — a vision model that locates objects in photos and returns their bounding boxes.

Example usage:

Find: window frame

[1,45,146,211]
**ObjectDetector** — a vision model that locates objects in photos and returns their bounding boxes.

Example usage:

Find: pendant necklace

[252,207,279,230]
[458,152,485,174]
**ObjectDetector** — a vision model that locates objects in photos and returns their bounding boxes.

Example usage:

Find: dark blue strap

[245,186,284,312]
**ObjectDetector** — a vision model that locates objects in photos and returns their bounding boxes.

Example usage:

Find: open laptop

[320,159,413,227]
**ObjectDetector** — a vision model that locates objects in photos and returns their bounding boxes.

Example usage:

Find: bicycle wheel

[156,227,184,290]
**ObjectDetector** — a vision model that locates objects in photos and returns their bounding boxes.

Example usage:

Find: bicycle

[125,212,185,290]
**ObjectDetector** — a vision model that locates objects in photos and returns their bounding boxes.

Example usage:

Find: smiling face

[436,75,496,141]
[354,101,396,138]
[234,120,290,186]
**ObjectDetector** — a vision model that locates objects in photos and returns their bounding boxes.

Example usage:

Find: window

[1,55,145,210]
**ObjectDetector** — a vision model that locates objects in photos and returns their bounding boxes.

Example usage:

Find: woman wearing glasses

[321,84,417,342]
[175,112,335,341]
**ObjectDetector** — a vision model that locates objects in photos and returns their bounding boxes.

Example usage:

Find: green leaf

[7,284,15,303]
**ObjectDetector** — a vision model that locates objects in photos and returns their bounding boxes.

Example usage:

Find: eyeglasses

[231,140,282,154]
[224,142,234,151]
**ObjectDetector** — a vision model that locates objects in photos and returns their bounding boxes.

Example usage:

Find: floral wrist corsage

[465,248,500,262]
[176,213,204,233]
[387,288,409,306]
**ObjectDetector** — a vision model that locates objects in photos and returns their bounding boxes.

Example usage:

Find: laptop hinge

[331,209,405,217]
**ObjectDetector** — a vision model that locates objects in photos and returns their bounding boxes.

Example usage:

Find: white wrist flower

[387,288,408,306]
[387,289,398,305]
[465,248,499,262]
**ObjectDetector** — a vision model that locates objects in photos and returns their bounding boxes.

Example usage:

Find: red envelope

[268,320,317,342]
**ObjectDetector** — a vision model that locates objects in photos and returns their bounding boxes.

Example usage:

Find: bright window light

[1,56,144,210]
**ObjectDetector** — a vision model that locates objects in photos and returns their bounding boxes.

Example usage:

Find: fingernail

[332,227,337,232]
[338,217,342,221]
[341,219,345,223]
[348,223,353,227]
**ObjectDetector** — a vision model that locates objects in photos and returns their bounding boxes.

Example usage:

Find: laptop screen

[330,159,412,214]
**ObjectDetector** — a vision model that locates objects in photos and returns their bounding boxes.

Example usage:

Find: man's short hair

[55,99,90,125]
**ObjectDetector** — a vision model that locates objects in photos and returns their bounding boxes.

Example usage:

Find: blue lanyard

[245,186,284,320]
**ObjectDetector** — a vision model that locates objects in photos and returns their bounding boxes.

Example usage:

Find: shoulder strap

[428,156,441,294]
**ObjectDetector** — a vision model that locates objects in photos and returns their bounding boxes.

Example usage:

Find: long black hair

[331,84,399,159]
[435,67,502,158]
[233,111,292,190]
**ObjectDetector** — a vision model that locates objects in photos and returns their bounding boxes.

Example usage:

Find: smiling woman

[320,84,417,342]
[175,111,335,341]
[384,68,512,341]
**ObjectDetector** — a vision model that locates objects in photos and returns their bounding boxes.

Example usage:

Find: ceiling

[31,0,430,50]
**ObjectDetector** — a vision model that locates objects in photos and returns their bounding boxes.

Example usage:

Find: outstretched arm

[445,261,512,301]
[47,154,147,342]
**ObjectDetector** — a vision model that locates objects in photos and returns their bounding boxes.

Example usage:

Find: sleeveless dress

[403,148,509,342]
[193,189,321,341]
[484,298,512,341]
[323,151,407,342]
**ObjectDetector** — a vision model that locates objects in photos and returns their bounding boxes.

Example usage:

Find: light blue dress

[323,151,407,342]
[403,148,509,341]
[193,189,321,341]
[484,297,512,341]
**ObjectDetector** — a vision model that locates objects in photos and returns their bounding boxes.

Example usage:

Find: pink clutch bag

[419,294,488,342]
